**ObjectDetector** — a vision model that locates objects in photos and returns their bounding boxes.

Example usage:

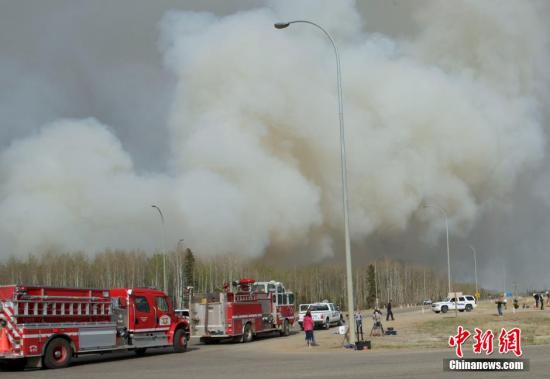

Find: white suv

[432,295,476,313]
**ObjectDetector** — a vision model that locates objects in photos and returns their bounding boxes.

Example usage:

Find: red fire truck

[0,285,189,369]
[190,279,295,343]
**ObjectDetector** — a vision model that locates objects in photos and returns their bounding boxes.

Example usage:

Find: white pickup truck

[298,302,343,329]
[431,295,477,313]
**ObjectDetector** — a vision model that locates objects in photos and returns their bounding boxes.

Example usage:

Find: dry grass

[259,298,550,353]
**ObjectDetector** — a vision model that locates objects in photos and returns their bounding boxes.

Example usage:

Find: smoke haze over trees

[0,249,472,309]
[0,1,549,290]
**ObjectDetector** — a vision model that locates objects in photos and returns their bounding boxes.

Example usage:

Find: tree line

[0,249,481,310]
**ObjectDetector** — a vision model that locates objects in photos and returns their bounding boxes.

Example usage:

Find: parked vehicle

[189,279,295,343]
[299,304,311,313]
[462,295,477,310]
[431,294,476,313]
[422,299,433,305]
[0,285,189,370]
[175,309,190,319]
[298,302,342,329]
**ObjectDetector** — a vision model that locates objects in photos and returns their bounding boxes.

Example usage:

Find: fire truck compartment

[191,293,226,337]
[78,325,117,350]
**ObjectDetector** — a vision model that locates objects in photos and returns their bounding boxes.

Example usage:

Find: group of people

[302,300,395,347]
[496,292,548,316]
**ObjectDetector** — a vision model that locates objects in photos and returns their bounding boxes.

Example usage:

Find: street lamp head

[274,22,290,29]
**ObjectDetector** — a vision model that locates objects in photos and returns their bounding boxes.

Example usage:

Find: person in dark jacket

[386,300,394,321]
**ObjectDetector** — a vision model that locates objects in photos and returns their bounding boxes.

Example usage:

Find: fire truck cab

[0,285,189,370]
[190,279,295,343]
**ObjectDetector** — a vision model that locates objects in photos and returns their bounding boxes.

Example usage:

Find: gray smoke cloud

[0,0,549,289]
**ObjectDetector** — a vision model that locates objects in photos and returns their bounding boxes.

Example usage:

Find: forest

[0,249,480,310]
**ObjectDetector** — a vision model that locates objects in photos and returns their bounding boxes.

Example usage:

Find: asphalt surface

[1,337,548,379]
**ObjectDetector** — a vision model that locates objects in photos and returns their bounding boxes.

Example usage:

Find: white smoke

[0,0,548,260]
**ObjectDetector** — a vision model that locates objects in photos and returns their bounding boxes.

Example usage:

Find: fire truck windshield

[251,284,266,293]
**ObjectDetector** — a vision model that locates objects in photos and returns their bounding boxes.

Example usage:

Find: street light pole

[468,244,478,297]
[275,20,356,344]
[423,203,451,296]
[152,205,167,294]
[422,267,426,314]
[176,238,185,308]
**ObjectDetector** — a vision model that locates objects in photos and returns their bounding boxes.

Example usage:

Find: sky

[0,0,549,291]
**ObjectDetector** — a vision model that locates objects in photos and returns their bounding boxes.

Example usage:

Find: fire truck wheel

[173,329,188,353]
[242,323,253,343]
[135,348,147,356]
[43,338,72,369]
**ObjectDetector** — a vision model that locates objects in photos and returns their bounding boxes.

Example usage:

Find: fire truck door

[132,295,156,331]
[154,296,172,329]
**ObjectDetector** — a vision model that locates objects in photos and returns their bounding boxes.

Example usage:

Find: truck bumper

[0,352,23,359]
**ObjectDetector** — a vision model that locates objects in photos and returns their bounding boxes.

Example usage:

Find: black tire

[465,304,473,312]
[324,318,330,329]
[173,329,188,353]
[441,306,448,314]
[43,338,72,369]
[280,319,290,337]
[242,322,253,343]
[135,348,147,356]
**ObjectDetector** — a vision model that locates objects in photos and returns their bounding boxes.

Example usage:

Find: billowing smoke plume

[0,0,548,263]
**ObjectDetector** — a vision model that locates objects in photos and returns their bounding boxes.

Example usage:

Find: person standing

[354,311,363,340]
[534,293,539,308]
[371,308,384,336]
[386,300,394,321]
[303,310,315,347]
[496,294,505,316]
[541,293,545,310]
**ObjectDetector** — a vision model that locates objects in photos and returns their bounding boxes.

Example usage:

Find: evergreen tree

[367,264,376,309]
[183,248,195,288]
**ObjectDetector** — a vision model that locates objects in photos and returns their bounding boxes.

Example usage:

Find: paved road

[2,339,548,379]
